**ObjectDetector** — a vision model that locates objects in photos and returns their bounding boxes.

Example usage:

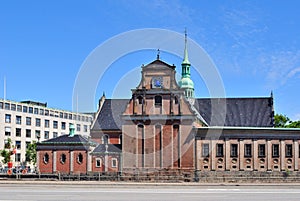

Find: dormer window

[155,96,162,106]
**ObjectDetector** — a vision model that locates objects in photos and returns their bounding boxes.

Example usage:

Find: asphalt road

[1,182,300,201]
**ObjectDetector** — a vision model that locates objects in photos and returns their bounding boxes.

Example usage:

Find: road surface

[0,182,300,201]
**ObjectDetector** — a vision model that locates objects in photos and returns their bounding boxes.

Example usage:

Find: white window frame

[95,158,102,167]
[111,158,117,168]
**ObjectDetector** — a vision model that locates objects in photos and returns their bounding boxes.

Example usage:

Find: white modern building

[0,99,93,168]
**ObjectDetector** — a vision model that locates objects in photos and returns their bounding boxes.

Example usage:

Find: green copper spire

[182,29,190,65]
[179,29,194,98]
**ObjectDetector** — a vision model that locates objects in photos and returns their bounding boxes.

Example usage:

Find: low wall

[196,170,300,183]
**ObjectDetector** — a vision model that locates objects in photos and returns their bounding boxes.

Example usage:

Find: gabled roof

[91,97,274,130]
[92,99,129,131]
[143,59,176,70]
[40,134,94,144]
[92,144,122,154]
[36,134,97,151]
[194,97,274,127]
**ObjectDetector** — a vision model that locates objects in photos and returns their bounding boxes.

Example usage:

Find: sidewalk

[1,179,300,186]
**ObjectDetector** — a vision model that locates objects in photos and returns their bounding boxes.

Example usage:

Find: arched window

[60,153,66,164]
[103,135,109,144]
[43,153,49,164]
[155,95,162,106]
[95,158,102,167]
[77,153,83,164]
[119,134,122,144]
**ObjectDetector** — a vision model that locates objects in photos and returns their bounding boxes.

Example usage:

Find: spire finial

[157,49,160,60]
[183,28,190,65]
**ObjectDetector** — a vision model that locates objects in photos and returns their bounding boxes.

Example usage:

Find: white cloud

[286,67,300,79]
[258,50,300,89]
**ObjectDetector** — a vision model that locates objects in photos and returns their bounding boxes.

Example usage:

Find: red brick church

[37,33,300,179]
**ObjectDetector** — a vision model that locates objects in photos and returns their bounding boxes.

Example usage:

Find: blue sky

[0,0,300,120]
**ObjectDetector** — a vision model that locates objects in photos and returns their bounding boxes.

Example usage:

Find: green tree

[274,114,290,128]
[25,141,37,165]
[0,149,11,164]
[286,120,300,128]
[274,114,300,128]
[0,138,12,164]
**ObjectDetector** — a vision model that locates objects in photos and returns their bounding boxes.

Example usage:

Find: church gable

[136,59,180,91]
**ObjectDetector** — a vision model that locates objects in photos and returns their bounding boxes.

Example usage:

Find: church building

[37,33,300,180]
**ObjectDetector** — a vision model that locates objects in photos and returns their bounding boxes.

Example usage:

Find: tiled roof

[92,99,129,130]
[40,134,93,144]
[91,97,274,129]
[194,97,274,127]
[36,134,98,151]
[92,144,122,154]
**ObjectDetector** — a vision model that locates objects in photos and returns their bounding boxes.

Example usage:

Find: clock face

[152,77,163,88]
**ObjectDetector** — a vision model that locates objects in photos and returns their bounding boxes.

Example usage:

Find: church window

[258,144,265,157]
[155,96,162,106]
[216,144,224,157]
[103,135,109,144]
[96,158,102,167]
[230,144,238,157]
[77,153,83,164]
[244,144,252,157]
[272,144,279,157]
[285,144,293,158]
[112,158,117,168]
[202,143,209,157]
[60,153,66,164]
[43,153,49,164]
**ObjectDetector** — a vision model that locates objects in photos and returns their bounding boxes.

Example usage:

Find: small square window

[11,104,16,111]
[44,131,49,139]
[16,141,21,149]
[34,108,38,114]
[17,105,22,112]
[15,153,21,162]
[5,114,11,123]
[23,106,28,113]
[53,121,58,129]
[36,118,41,127]
[111,158,117,168]
[5,103,10,110]
[16,116,22,124]
[96,158,102,167]
[26,117,31,125]
[45,120,49,128]
[16,128,21,137]
[26,129,31,138]
[53,132,58,138]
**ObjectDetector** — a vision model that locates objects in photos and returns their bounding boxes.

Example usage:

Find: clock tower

[121,51,205,173]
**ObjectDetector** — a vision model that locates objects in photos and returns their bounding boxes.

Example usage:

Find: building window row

[202,143,297,158]
[5,114,88,133]
[95,157,118,168]
[1,102,92,122]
